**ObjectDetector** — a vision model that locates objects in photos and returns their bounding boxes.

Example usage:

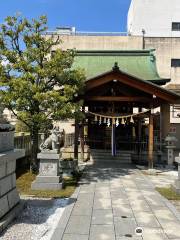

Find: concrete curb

[50,187,80,240]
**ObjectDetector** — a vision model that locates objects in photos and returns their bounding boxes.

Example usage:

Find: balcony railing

[45,31,128,37]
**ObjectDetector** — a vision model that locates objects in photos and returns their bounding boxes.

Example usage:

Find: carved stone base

[31,179,63,190]
[31,152,63,190]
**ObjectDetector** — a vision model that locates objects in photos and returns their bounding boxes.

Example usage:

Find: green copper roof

[73,50,164,81]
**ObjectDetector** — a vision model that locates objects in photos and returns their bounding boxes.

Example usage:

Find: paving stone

[144,195,166,207]
[157,219,180,239]
[114,217,137,237]
[95,191,111,199]
[134,211,161,228]
[51,165,180,240]
[62,234,89,240]
[130,201,152,212]
[93,198,112,209]
[141,227,168,240]
[95,183,110,188]
[111,190,127,197]
[71,203,92,216]
[89,224,115,240]
[116,237,142,240]
[112,198,129,205]
[65,216,91,235]
[152,207,177,221]
[92,209,113,225]
[79,186,95,194]
[112,204,134,217]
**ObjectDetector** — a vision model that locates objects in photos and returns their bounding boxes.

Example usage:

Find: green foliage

[15,120,29,133]
[156,187,180,200]
[0,15,85,134]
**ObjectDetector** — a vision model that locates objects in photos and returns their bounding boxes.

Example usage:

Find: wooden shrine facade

[74,63,179,167]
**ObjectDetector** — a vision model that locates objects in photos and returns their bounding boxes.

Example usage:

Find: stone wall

[0,131,25,232]
[145,37,180,83]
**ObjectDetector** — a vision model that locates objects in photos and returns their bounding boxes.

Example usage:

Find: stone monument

[0,107,25,233]
[172,155,180,194]
[31,126,63,190]
[165,134,178,165]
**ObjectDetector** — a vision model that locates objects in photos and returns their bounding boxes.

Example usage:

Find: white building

[128,0,180,37]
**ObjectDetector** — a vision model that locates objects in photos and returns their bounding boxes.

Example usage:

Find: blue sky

[0,0,131,32]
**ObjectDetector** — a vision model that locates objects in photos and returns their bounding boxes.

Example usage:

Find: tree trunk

[30,128,39,173]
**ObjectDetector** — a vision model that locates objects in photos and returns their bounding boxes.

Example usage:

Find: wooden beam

[148,113,154,169]
[85,72,178,103]
[85,96,152,102]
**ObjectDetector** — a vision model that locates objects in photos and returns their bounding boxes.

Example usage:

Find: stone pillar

[172,156,180,194]
[161,104,170,140]
[0,117,25,233]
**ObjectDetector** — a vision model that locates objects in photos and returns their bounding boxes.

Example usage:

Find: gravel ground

[0,197,68,240]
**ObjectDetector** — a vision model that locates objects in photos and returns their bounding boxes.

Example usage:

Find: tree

[0,15,85,170]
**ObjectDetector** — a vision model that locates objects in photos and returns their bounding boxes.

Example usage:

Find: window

[172,104,180,118]
[171,59,180,67]
[172,22,180,31]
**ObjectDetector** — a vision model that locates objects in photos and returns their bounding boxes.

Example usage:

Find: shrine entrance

[72,50,179,167]
[74,63,179,167]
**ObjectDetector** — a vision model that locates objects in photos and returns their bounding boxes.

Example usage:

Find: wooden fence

[14,133,75,158]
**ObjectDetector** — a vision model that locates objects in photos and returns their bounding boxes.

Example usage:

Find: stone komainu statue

[40,126,65,152]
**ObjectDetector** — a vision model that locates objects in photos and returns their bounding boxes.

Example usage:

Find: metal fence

[45,31,128,36]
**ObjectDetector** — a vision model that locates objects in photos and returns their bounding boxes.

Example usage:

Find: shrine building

[72,49,180,166]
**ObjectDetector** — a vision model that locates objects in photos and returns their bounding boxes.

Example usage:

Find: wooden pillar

[148,113,154,169]
[74,119,79,160]
[80,122,84,161]
[161,104,170,140]
[137,107,142,154]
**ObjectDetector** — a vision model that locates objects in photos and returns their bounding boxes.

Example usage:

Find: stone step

[90,156,131,159]
[90,149,132,163]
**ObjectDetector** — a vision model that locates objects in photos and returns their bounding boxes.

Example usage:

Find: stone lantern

[165,134,178,165]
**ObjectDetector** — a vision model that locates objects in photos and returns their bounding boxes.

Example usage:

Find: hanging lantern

[121,118,125,125]
[130,116,134,123]
[103,117,106,124]
[116,118,119,127]
[107,118,111,127]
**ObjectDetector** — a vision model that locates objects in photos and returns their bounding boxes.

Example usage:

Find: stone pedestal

[0,148,25,232]
[31,152,63,190]
[172,157,180,194]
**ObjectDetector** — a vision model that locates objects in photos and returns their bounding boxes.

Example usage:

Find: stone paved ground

[51,163,180,240]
